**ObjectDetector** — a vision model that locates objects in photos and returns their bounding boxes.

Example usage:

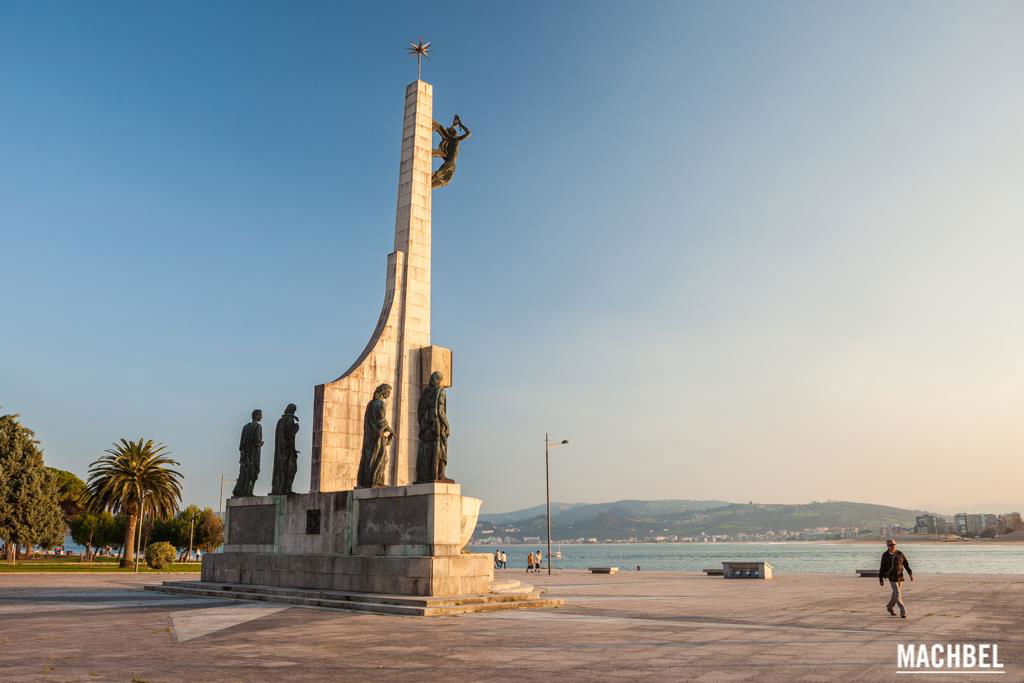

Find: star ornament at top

[407,38,432,79]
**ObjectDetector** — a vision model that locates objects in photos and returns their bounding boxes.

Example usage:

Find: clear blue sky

[3,1,1022,514]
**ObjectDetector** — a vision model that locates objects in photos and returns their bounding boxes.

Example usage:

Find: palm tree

[85,439,182,567]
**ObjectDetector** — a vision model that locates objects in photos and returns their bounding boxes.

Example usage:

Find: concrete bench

[856,569,880,578]
[722,561,773,579]
[703,568,724,576]
[588,567,619,574]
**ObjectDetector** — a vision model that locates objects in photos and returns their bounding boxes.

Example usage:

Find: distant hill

[480,499,731,525]
[480,502,587,525]
[554,499,733,523]
[474,499,927,541]
[696,501,922,532]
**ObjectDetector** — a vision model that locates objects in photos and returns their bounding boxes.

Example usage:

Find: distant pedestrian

[500,551,507,569]
[527,551,535,573]
[495,549,501,569]
[536,549,543,571]
[879,539,914,618]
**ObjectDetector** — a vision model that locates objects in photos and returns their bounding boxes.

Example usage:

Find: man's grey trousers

[887,579,906,615]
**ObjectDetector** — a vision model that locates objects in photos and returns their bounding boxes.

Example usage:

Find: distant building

[954,513,985,536]
[999,512,1022,533]
[914,514,947,535]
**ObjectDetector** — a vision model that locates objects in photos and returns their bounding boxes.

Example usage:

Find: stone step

[145,582,563,616]
[148,584,425,615]
[158,580,550,607]
[170,580,546,607]
[490,579,537,595]
[161,581,431,607]
[428,597,564,616]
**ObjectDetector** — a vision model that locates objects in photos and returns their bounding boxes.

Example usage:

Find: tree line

[1,412,222,566]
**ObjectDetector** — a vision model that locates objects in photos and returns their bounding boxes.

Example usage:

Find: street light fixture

[545,433,570,576]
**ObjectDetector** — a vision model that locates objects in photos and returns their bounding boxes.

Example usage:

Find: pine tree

[0,413,66,564]
[48,467,86,522]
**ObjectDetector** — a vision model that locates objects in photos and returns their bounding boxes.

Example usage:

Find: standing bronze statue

[431,115,471,189]
[357,384,394,488]
[270,403,300,495]
[416,371,451,483]
[232,409,263,497]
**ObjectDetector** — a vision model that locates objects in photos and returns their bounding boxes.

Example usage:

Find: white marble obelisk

[311,80,451,492]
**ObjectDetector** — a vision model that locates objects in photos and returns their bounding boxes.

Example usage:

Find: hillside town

[472,509,1024,545]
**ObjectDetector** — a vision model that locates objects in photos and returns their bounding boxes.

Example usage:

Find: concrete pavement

[0,570,1020,681]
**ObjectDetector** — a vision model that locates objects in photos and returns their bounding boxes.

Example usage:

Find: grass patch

[0,560,201,573]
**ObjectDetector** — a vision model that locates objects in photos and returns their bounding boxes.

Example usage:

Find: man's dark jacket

[879,549,913,583]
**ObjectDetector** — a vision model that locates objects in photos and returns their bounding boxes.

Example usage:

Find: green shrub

[144,541,176,570]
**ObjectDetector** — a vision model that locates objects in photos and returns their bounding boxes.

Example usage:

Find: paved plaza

[1,570,1021,681]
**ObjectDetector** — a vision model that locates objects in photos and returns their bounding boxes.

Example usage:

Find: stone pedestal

[201,552,492,597]
[207,483,490,597]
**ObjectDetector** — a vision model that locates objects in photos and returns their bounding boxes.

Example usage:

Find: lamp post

[218,474,236,516]
[545,433,570,576]
[187,509,199,562]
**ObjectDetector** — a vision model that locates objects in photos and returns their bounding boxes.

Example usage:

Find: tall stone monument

[152,73,561,615]
[311,79,453,492]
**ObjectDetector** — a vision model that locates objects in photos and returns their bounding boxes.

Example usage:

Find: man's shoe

[900,613,907,618]
[887,608,896,616]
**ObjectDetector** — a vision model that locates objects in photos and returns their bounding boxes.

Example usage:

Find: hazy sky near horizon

[2,1,1022,515]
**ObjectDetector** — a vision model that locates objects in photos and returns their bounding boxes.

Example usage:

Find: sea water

[471,542,1024,574]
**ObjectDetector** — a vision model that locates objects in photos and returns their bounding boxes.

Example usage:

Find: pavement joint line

[0,597,240,615]
[479,608,887,634]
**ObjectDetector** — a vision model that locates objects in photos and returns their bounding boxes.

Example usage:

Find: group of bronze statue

[233,403,300,498]
[357,371,450,488]
[231,373,450,498]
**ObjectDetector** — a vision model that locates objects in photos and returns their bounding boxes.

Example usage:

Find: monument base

[200,551,492,596]
[147,578,564,616]
[222,483,480,559]
[176,483,545,601]
[153,482,566,613]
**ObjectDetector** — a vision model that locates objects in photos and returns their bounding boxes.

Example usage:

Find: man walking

[879,539,914,617]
